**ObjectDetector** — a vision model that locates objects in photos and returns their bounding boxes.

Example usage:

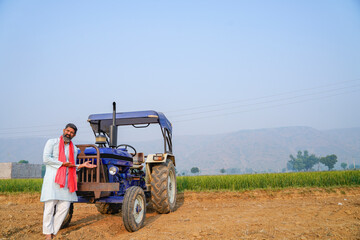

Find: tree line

[287,150,338,171]
[189,150,354,175]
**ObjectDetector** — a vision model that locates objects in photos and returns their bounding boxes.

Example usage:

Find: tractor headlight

[109,166,119,175]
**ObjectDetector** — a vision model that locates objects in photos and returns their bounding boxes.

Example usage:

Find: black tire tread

[150,160,176,214]
[60,203,73,229]
[95,203,121,214]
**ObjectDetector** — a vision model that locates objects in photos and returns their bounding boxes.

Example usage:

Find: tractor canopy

[88,110,172,135]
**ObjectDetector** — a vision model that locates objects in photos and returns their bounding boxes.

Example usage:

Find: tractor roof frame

[88,110,173,153]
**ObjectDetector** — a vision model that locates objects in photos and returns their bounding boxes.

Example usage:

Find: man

[40,123,96,240]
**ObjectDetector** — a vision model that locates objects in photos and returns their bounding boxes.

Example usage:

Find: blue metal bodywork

[76,146,146,203]
[83,147,133,167]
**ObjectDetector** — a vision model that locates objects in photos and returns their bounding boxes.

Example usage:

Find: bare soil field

[1,187,360,240]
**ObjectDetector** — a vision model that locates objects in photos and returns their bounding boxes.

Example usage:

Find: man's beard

[63,134,72,143]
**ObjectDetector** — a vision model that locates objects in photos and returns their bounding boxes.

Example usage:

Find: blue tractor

[62,102,176,232]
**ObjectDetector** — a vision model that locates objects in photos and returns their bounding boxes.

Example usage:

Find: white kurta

[40,138,78,202]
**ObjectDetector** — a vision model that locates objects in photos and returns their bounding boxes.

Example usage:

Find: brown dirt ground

[1,187,360,240]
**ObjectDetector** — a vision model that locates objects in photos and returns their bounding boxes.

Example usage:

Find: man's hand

[78,161,97,169]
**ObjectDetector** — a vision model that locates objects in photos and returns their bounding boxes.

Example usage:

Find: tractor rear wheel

[122,186,146,232]
[150,160,177,214]
[95,203,121,214]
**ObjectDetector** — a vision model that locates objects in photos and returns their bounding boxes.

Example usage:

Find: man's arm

[43,139,62,169]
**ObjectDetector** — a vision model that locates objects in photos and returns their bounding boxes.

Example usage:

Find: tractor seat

[131,153,144,170]
[133,153,144,165]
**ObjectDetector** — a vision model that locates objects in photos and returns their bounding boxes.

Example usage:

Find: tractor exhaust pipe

[109,102,117,148]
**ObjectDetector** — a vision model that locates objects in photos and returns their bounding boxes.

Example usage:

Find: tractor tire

[57,203,73,229]
[95,203,121,214]
[150,160,177,214]
[122,186,146,232]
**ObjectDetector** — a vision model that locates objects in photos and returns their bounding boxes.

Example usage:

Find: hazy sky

[0,0,359,142]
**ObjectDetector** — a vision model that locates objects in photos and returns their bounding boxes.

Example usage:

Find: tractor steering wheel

[116,144,137,156]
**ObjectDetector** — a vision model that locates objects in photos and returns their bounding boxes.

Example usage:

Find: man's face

[63,127,76,142]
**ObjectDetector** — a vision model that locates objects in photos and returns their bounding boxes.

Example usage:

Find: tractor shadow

[174,191,185,211]
[145,192,185,225]
[60,193,185,235]
[62,214,106,234]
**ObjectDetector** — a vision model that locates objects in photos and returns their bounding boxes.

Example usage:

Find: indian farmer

[40,123,96,240]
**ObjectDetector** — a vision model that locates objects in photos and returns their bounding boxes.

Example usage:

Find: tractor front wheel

[151,160,177,214]
[122,186,146,232]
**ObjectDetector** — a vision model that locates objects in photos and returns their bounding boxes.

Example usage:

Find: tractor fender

[146,153,175,166]
[145,153,176,191]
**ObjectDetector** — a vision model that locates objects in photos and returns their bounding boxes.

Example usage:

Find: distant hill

[173,127,360,174]
[1,127,359,175]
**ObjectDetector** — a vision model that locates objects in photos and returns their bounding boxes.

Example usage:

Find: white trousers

[43,200,71,235]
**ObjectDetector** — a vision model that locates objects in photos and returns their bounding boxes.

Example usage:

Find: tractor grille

[76,144,108,183]
[76,144,120,199]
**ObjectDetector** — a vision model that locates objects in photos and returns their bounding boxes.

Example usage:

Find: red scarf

[55,135,77,193]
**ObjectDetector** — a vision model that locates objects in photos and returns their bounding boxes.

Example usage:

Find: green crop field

[177,170,360,192]
[1,170,359,193]
[0,179,43,193]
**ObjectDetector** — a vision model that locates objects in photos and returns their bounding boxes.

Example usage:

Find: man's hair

[65,123,78,134]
